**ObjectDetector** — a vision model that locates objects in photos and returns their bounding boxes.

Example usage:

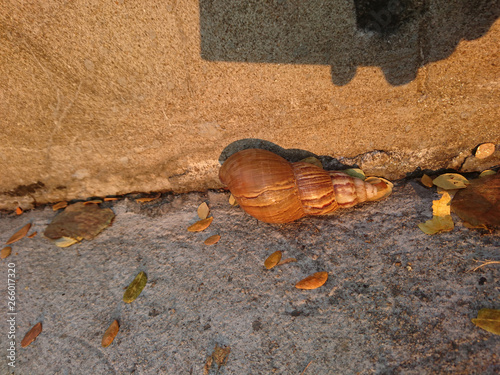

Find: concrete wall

[1,1,499,210]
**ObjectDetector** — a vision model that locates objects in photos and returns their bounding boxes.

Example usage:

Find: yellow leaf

[123,271,148,303]
[295,272,328,290]
[6,223,31,245]
[54,236,81,247]
[421,174,434,188]
[187,217,214,232]
[197,202,210,220]
[472,308,500,335]
[479,170,496,178]
[228,194,238,206]
[264,251,282,269]
[418,215,454,235]
[432,190,454,217]
[300,156,323,169]
[432,173,469,190]
[344,168,366,180]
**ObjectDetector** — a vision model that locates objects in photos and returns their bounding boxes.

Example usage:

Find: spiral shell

[219,148,392,223]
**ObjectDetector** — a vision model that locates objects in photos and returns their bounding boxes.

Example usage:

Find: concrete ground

[0,180,499,374]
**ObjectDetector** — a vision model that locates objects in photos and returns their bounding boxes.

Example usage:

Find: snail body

[219,148,392,223]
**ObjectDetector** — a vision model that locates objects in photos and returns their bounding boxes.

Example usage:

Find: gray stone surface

[0,183,499,374]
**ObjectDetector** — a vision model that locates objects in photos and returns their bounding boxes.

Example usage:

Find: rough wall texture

[0,1,499,210]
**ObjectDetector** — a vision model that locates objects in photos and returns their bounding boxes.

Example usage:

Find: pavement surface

[0,180,499,374]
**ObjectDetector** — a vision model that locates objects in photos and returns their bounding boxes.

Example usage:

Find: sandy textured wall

[0,1,499,209]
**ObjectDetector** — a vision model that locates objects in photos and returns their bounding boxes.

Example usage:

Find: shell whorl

[219,148,391,223]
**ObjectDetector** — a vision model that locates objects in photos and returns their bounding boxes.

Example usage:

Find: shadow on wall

[200,0,499,85]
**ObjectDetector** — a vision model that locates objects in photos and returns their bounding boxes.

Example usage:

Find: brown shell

[219,149,391,223]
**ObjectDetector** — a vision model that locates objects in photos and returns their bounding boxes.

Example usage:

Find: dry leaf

[52,201,68,211]
[479,170,496,178]
[135,193,160,203]
[44,202,115,246]
[418,190,456,235]
[15,207,23,215]
[472,308,500,335]
[104,197,120,201]
[6,223,31,245]
[84,199,103,205]
[264,250,282,269]
[28,231,37,238]
[475,143,496,159]
[101,320,120,347]
[204,343,231,374]
[277,257,297,266]
[54,236,81,248]
[451,174,500,228]
[187,217,214,232]
[204,234,221,245]
[421,174,434,188]
[228,194,238,206]
[344,168,366,180]
[21,322,42,348]
[432,173,469,190]
[1,247,12,259]
[300,156,323,169]
[197,202,210,220]
[123,271,148,303]
[295,271,328,290]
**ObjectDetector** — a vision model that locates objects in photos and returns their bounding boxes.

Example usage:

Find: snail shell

[219,148,392,223]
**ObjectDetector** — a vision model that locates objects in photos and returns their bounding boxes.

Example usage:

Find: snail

[219,148,392,223]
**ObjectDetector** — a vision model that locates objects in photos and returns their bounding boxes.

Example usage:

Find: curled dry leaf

[204,234,221,245]
[135,193,160,203]
[471,308,500,335]
[475,143,496,159]
[28,231,37,238]
[123,271,148,303]
[197,202,210,220]
[101,320,120,347]
[187,217,214,232]
[295,271,328,290]
[264,250,282,269]
[104,197,120,201]
[21,322,42,348]
[1,247,12,259]
[300,156,323,169]
[52,201,68,211]
[6,223,31,245]
[433,173,469,190]
[421,174,434,188]
[344,168,366,180]
[228,194,238,206]
[84,199,103,205]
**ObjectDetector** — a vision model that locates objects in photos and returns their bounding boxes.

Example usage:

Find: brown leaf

[451,174,500,228]
[1,247,12,259]
[421,174,433,188]
[204,343,230,374]
[15,207,23,215]
[103,197,120,201]
[28,231,37,238]
[187,217,213,232]
[277,257,297,266]
[6,223,31,245]
[295,272,328,290]
[101,320,120,347]
[84,199,103,205]
[52,201,68,211]
[123,271,148,303]
[197,202,210,220]
[44,202,115,243]
[135,193,160,203]
[21,322,42,348]
[264,251,282,269]
[204,234,221,245]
